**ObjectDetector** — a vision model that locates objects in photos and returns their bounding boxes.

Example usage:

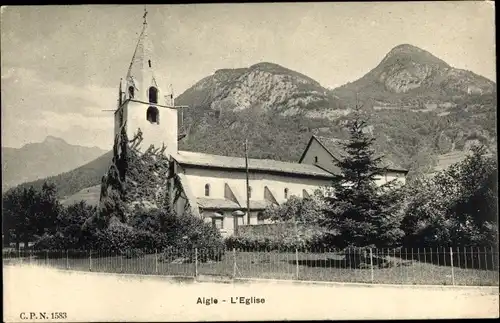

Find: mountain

[176,62,346,120]
[176,45,495,171]
[1,137,108,191]
[331,44,496,108]
[11,150,112,199]
[11,44,496,204]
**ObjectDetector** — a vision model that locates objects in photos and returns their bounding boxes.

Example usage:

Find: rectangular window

[212,217,223,230]
[238,216,245,226]
[257,212,265,225]
[234,215,245,231]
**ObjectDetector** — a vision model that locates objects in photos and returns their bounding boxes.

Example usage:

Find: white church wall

[301,137,407,187]
[199,210,256,237]
[178,166,332,237]
[182,167,332,205]
[300,138,336,167]
[125,100,178,156]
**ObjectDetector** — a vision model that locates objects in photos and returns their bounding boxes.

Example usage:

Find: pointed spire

[143,5,148,25]
[126,6,156,98]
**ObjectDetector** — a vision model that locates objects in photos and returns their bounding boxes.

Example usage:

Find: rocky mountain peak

[379,44,450,69]
[333,43,495,101]
[176,62,341,119]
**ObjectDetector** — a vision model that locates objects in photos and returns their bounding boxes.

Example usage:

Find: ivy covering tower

[98,121,173,228]
[97,8,182,229]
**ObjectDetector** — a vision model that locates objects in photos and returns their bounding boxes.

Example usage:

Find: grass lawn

[4,250,498,286]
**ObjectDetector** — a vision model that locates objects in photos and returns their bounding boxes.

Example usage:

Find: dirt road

[3,265,499,321]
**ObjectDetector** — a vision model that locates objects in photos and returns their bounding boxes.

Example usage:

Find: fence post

[370,248,374,283]
[295,248,299,280]
[155,249,158,274]
[89,249,92,272]
[194,248,198,278]
[471,246,474,270]
[232,248,237,278]
[66,250,69,270]
[450,247,455,286]
[481,246,486,286]
[477,247,481,272]
[411,248,414,284]
[491,246,496,275]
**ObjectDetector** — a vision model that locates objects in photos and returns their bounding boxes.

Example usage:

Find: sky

[1,2,496,150]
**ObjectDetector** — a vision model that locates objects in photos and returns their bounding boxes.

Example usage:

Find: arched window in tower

[148,59,152,68]
[314,156,318,163]
[204,184,210,197]
[284,188,289,199]
[128,86,135,99]
[146,106,159,124]
[149,87,158,104]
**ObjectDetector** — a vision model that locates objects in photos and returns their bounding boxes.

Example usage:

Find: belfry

[114,7,180,157]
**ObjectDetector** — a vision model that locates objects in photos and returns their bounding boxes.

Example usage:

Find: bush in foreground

[33,205,225,262]
[225,224,335,252]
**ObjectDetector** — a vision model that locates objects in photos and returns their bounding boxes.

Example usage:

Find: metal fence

[3,247,499,286]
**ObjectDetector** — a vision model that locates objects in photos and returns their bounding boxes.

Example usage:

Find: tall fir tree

[324,104,404,248]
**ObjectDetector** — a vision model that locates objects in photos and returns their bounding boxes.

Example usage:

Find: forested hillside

[10,44,496,199]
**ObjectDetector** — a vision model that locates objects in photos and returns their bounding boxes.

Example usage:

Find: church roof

[196,197,272,210]
[173,150,336,178]
[197,197,240,210]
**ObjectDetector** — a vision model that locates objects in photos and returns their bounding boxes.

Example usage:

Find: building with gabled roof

[299,135,408,187]
[112,10,408,237]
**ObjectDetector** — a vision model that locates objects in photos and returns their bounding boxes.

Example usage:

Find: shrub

[32,232,67,251]
[93,210,224,262]
[159,210,225,252]
[225,224,336,251]
[263,194,326,224]
[123,248,145,259]
[32,203,225,262]
[400,145,498,248]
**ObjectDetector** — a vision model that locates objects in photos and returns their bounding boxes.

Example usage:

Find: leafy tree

[35,183,62,236]
[54,201,97,249]
[401,145,498,247]
[323,105,404,248]
[2,183,62,248]
[263,192,327,224]
[3,186,31,248]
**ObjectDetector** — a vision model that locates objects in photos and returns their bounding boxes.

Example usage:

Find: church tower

[114,8,178,157]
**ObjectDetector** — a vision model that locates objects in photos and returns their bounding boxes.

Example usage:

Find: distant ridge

[2,137,108,191]
[10,44,496,206]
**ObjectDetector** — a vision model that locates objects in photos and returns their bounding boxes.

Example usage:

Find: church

[113,11,408,237]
